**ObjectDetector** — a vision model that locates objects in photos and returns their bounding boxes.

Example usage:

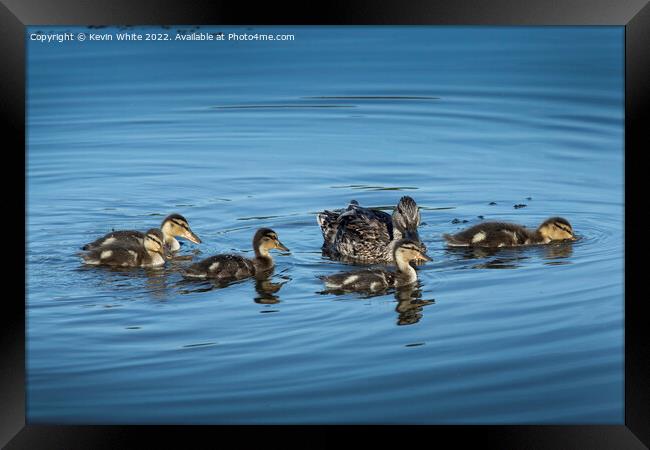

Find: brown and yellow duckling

[319,239,431,293]
[82,213,201,252]
[443,217,575,248]
[181,228,289,281]
[81,229,170,267]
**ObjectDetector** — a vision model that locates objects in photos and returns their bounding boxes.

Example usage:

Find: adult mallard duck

[317,196,425,263]
[443,217,575,248]
[81,213,201,252]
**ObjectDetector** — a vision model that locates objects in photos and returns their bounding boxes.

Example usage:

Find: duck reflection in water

[254,275,288,304]
[542,241,574,261]
[177,263,289,305]
[445,239,574,269]
[77,263,175,300]
[317,279,434,326]
[394,282,435,326]
[142,267,173,299]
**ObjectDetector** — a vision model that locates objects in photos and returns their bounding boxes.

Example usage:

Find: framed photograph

[4,0,648,448]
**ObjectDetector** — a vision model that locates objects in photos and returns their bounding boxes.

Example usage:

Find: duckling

[81,229,170,267]
[443,217,575,248]
[317,196,426,263]
[182,228,289,281]
[319,239,431,293]
[81,213,201,252]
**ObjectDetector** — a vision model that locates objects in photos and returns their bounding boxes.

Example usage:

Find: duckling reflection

[142,267,173,300]
[76,261,174,300]
[543,241,574,260]
[176,273,288,302]
[317,278,434,326]
[394,283,435,326]
[444,246,527,269]
[445,238,575,269]
[254,277,288,304]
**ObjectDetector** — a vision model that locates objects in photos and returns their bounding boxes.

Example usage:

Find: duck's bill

[161,246,173,260]
[183,229,202,244]
[275,241,290,252]
[418,253,432,262]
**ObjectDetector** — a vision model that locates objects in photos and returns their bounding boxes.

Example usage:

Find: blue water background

[26,26,624,424]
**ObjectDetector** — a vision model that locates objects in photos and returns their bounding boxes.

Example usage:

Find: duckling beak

[183,229,202,244]
[417,252,432,262]
[161,245,173,260]
[275,240,290,252]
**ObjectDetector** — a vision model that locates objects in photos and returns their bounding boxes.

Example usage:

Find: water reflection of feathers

[254,278,287,304]
[176,270,289,302]
[394,284,435,326]
[318,280,434,326]
[445,241,574,269]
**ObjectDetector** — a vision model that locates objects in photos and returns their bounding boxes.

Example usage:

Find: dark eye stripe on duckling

[147,236,163,246]
[170,219,190,231]
[555,223,572,233]
[401,244,421,252]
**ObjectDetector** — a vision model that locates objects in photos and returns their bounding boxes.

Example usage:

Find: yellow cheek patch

[544,226,573,241]
[262,240,275,250]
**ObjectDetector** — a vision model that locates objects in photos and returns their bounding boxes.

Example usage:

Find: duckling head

[144,228,171,260]
[392,196,424,246]
[394,238,432,264]
[161,213,202,244]
[536,217,575,243]
[253,228,289,257]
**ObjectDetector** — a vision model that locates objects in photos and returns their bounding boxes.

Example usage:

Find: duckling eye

[554,223,572,234]
[171,219,189,230]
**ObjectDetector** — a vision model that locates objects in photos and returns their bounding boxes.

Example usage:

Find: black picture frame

[3,0,648,448]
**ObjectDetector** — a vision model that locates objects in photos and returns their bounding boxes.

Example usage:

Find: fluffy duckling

[81,229,170,267]
[317,196,426,263]
[182,228,289,281]
[82,213,201,252]
[443,217,575,248]
[319,239,431,292]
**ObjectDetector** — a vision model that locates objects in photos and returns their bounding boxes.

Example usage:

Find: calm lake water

[26,26,624,424]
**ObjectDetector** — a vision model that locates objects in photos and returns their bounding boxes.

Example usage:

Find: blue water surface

[26,26,624,424]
